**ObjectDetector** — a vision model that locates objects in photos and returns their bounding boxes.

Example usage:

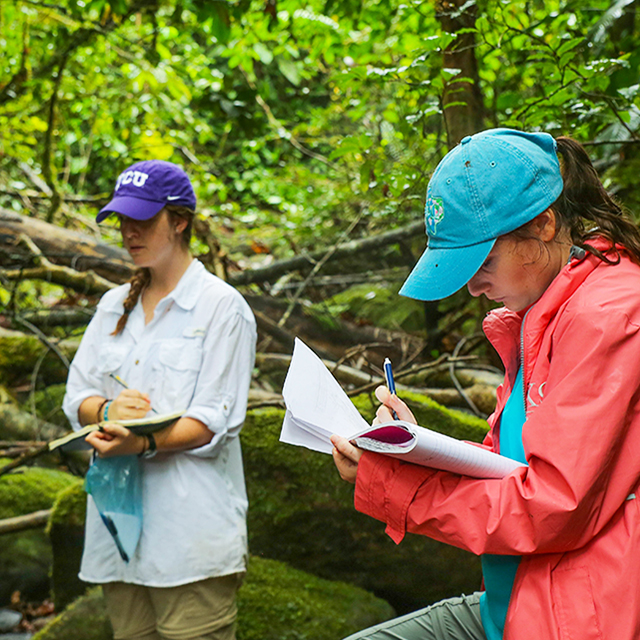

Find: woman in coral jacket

[331,129,640,640]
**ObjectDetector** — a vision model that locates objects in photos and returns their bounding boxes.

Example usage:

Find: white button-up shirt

[63,260,257,587]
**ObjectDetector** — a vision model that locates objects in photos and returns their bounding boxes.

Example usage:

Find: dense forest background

[3,0,640,345]
[2,0,640,637]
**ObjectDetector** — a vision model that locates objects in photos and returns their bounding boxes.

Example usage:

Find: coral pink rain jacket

[355,243,640,640]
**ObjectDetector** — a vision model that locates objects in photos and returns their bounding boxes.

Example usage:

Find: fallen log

[228,220,424,286]
[0,508,51,535]
[0,208,132,282]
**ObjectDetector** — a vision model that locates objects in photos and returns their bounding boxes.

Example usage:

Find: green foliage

[3,0,640,364]
[3,0,640,253]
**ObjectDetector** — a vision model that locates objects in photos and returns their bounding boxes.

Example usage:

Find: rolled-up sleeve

[184,307,257,458]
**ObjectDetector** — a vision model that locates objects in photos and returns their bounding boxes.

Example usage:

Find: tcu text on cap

[115,170,149,191]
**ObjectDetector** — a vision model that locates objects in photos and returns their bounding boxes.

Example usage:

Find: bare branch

[0,509,52,536]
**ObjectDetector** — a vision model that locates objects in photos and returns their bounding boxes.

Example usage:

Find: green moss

[0,460,78,519]
[33,558,393,640]
[32,587,111,640]
[351,391,489,443]
[46,479,85,532]
[241,408,356,527]
[46,481,88,611]
[33,384,69,428]
[241,404,483,614]
[311,282,426,334]
[237,556,394,640]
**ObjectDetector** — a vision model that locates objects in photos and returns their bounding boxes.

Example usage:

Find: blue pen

[383,358,400,420]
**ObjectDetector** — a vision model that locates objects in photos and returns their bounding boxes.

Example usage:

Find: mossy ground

[33,557,394,640]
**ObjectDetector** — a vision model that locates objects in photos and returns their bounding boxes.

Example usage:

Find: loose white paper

[281,338,526,479]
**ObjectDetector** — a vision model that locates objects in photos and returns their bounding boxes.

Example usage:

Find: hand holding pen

[383,358,400,420]
[375,361,417,426]
[108,373,158,416]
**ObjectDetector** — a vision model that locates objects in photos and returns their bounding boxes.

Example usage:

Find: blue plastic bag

[85,455,143,563]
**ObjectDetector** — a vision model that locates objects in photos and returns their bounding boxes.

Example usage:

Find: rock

[32,557,394,640]
[0,608,22,632]
[30,588,109,640]
[0,461,78,605]
[0,329,78,388]
[46,481,86,612]
[242,394,486,614]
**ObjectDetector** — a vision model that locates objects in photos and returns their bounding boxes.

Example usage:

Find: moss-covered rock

[310,282,426,334]
[47,480,87,611]
[0,461,78,605]
[242,396,486,614]
[238,556,394,640]
[33,384,69,429]
[0,460,78,520]
[33,557,394,640]
[31,587,110,640]
[0,328,77,388]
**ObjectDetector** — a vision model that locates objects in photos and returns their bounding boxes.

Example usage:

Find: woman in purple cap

[331,129,640,640]
[63,160,256,640]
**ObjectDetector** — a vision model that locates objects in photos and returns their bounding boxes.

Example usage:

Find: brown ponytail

[111,268,151,336]
[552,137,640,264]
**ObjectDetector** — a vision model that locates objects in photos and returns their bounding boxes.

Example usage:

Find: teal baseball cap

[400,128,564,301]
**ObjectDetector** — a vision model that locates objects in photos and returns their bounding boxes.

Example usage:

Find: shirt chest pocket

[153,338,204,412]
[96,345,129,397]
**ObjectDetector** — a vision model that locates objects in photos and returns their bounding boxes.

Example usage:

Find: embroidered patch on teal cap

[425,196,444,236]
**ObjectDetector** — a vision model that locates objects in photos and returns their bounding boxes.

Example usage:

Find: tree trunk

[437,0,485,147]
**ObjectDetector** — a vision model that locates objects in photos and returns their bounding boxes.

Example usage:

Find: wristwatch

[139,433,158,459]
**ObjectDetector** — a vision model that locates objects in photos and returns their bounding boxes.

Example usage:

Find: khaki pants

[103,574,244,640]
[343,593,486,640]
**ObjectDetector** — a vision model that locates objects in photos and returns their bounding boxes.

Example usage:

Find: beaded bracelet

[97,398,111,423]
[103,401,113,421]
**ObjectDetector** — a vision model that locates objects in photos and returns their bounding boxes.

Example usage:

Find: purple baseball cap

[97,160,196,223]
